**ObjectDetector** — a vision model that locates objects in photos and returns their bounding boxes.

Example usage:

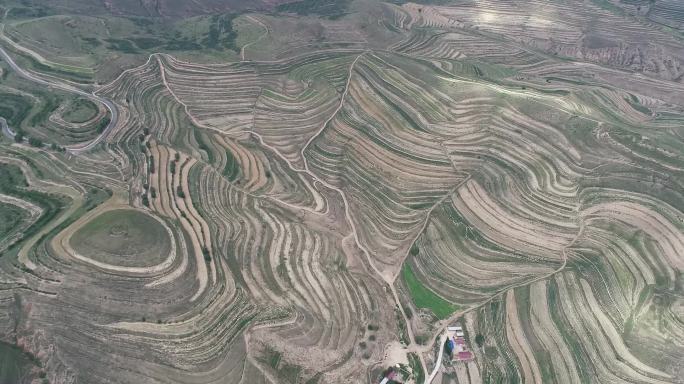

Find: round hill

[69,209,171,268]
[62,97,99,124]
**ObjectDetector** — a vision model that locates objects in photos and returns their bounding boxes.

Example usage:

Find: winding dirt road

[0,46,117,154]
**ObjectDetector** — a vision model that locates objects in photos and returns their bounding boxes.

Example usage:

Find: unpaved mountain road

[0,46,117,154]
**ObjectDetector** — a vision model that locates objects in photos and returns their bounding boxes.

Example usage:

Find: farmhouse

[378,365,410,384]
[445,323,474,362]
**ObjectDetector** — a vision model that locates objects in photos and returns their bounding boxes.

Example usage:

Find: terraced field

[0,0,683,383]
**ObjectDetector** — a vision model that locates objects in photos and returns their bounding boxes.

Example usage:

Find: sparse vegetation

[70,209,172,267]
[62,98,99,124]
[0,342,37,384]
[0,93,32,126]
[276,0,351,19]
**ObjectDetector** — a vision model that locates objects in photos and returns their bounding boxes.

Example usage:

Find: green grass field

[402,263,457,319]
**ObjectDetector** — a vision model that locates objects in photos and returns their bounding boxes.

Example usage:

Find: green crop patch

[402,263,457,319]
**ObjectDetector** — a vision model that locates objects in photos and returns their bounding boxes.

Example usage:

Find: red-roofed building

[446,323,476,363]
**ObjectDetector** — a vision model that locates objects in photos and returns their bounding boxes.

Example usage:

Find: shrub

[95,115,110,133]
[28,137,43,147]
[475,334,485,348]
[410,243,420,256]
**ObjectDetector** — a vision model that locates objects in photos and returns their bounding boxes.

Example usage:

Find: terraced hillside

[0,0,683,383]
